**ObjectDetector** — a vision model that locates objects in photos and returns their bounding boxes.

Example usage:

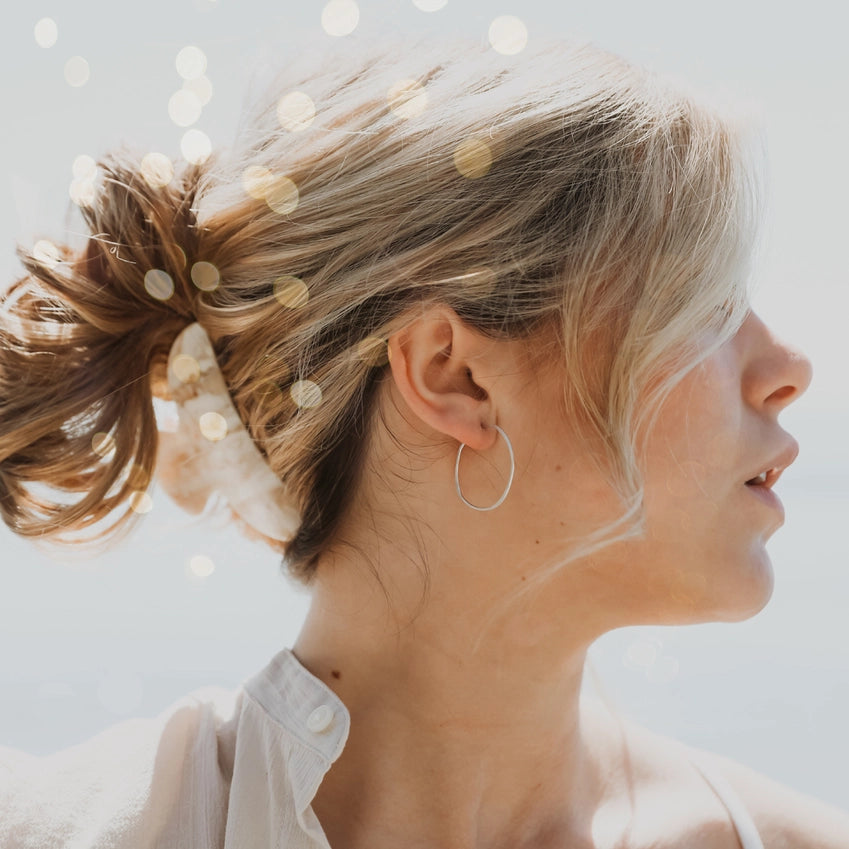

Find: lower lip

[745,484,785,520]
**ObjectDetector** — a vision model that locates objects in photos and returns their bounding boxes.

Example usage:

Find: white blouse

[0,647,762,849]
[0,649,348,849]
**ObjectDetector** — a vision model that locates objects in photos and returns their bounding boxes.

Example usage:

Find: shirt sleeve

[0,686,242,849]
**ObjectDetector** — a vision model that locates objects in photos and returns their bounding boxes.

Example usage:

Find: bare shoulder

[614,713,849,849]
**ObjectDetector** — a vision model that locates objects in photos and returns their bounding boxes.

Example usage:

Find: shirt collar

[242,647,351,816]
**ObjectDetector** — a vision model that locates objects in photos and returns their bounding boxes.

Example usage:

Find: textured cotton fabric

[0,647,762,848]
[0,649,348,849]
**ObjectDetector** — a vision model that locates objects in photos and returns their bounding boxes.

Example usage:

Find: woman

[0,37,845,848]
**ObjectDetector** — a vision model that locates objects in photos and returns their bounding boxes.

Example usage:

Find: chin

[711,550,776,623]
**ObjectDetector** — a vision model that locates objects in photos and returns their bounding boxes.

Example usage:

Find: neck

[293,547,618,849]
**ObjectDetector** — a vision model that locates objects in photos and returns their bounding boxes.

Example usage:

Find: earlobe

[386,308,498,452]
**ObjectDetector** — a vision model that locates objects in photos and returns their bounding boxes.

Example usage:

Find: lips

[743,440,799,489]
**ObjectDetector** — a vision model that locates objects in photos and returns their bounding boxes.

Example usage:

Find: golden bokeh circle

[183,75,213,106]
[265,176,299,215]
[141,152,174,189]
[72,154,97,180]
[69,179,96,207]
[91,432,116,458]
[387,79,428,120]
[129,491,153,514]
[453,138,493,179]
[242,165,276,200]
[290,379,323,409]
[356,336,389,367]
[321,0,360,36]
[144,269,174,301]
[33,240,61,269]
[190,261,220,291]
[64,56,90,87]
[273,275,309,309]
[168,89,202,127]
[34,17,58,48]
[176,45,207,80]
[199,411,228,441]
[188,554,215,577]
[181,129,212,164]
[172,354,201,384]
[488,15,528,55]
[277,92,316,132]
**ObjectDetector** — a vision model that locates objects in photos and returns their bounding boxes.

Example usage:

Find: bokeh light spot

[265,176,299,215]
[144,269,175,301]
[180,128,212,164]
[129,491,153,514]
[356,336,389,367]
[273,275,309,309]
[172,354,201,384]
[453,138,492,179]
[190,261,220,291]
[64,56,90,87]
[176,45,207,80]
[168,89,202,127]
[199,410,228,441]
[277,91,316,132]
[69,179,96,207]
[242,165,275,200]
[290,379,323,409]
[189,554,215,578]
[321,0,359,36]
[32,239,61,269]
[413,0,447,9]
[91,432,116,458]
[72,154,97,180]
[488,15,528,55]
[34,17,58,48]
[141,152,174,188]
[387,79,427,119]
[183,75,213,106]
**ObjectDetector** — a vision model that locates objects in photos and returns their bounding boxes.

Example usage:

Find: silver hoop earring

[454,424,515,512]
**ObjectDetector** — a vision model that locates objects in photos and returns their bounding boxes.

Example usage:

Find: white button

[306,704,335,734]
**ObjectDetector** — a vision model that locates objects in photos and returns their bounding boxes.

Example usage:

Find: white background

[1,0,847,811]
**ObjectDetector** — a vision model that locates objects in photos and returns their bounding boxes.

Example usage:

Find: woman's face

[630,309,813,621]
[514,309,813,627]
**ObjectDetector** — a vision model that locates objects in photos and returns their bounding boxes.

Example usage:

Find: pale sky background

[1,0,847,811]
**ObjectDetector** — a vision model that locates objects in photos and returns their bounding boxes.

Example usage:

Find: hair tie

[159,322,301,544]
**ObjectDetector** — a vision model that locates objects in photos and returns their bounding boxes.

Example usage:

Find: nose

[742,311,813,414]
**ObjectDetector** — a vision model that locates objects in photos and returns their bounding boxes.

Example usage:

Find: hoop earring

[454,424,515,512]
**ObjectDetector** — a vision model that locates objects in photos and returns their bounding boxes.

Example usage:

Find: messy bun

[1,39,760,584]
[0,153,207,552]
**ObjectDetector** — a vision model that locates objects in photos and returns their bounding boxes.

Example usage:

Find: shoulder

[0,685,242,849]
[686,745,849,849]
[613,712,849,849]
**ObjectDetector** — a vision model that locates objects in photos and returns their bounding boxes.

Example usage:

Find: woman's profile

[1,36,847,849]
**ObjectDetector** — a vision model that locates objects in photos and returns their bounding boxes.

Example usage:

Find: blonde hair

[0,39,760,586]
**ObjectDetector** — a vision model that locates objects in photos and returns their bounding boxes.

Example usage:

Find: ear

[386,305,501,452]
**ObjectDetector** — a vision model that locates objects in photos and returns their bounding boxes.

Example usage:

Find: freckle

[534,539,540,544]
[331,669,341,680]
[555,464,562,471]
[520,576,526,581]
